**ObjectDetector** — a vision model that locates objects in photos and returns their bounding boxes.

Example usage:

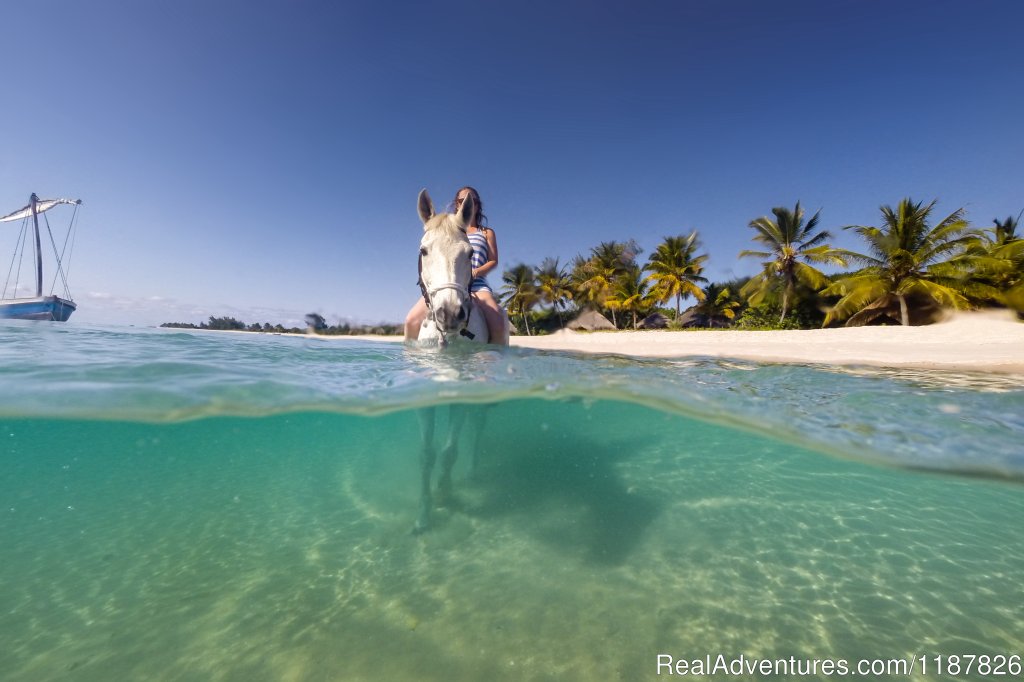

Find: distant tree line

[495,198,1024,334]
[160,315,402,336]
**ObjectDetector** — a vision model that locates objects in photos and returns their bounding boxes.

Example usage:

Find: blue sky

[2,0,1021,327]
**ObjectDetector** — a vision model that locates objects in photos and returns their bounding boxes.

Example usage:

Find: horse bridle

[417,252,476,342]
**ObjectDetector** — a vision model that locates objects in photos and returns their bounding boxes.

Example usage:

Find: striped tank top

[468,229,492,293]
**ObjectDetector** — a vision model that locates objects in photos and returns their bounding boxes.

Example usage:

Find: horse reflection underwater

[409,189,510,532]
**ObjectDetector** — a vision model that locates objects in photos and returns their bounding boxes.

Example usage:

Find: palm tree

[739,202,847,323]
[591,240,642,271]
[500,263,540,335]
[978,213,1024,311]
[569,254,612,318]
[689,284,741,327]
[535,257,573,326]
[570,241,641,327]
[606,264,653,329]
[823,198,980,326]
[1003,251,1024,313]
[644,232,708,320]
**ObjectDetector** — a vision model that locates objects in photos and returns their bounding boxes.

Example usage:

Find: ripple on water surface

[1,324,1024,478]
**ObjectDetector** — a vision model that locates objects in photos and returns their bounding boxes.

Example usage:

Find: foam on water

[2,324,1023,680]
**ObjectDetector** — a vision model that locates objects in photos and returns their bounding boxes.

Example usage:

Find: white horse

[410,189,509,533]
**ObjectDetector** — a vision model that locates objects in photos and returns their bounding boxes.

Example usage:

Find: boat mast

[30,193,42,297]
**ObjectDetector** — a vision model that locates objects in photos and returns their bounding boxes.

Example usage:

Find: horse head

[416,189,475,341]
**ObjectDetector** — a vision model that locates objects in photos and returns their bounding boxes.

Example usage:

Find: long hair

[451,186,488,228]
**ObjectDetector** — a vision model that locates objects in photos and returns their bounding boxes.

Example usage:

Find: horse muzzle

[425,283,470,333]
[432,301,470,334]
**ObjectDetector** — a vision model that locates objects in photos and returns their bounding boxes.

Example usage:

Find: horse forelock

[421,213,470,254]
[422,212,464,238]
[420,213,471,284]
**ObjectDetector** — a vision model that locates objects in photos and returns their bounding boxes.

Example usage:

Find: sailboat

[0,193,81,321]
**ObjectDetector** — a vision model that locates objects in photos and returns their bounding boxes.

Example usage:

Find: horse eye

[420,247,427,256]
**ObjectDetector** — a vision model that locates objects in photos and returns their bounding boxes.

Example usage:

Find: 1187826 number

[923,654,1021,676]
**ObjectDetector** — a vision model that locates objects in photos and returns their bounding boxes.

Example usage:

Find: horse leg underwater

[430,402,489,484]
[415,406,437,534]
[436,404,467,505]
[464,404,488,477]
[414,403,472,533]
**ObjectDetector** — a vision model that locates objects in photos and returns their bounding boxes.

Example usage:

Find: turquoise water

[2,324,1023,681]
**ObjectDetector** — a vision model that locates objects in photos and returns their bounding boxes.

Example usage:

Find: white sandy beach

[510,311,1024,374]
[329,310,1024,374]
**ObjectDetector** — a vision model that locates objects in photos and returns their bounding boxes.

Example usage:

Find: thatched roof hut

[679,306,735,328]
[638,312,669,329]
[567,309,615,331]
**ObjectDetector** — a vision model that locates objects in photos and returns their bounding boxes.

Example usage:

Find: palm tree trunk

[898,294,909,326]
[675,295,681,321]
[779,274,794,323]
[523,310,532,336]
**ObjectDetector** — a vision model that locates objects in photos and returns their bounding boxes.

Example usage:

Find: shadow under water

[465,420,663,566]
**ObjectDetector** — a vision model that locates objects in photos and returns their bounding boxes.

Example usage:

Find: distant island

[161,314,402,336]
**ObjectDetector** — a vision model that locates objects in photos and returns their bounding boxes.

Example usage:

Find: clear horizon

[1,0,1021,328]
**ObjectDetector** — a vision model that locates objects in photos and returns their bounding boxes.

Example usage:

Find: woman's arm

[472,228,499,278]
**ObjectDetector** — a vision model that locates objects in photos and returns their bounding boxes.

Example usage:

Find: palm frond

[792,262,830,290]
[799,228,831,249]
[898,279,969,310]
[823,275,889,324]
[800,244,849,267]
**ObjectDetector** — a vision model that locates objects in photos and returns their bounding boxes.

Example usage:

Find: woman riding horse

[404,186,505,344]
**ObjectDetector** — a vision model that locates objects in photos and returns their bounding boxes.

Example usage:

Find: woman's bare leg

[472,290,505,344]
[404,298,429,341]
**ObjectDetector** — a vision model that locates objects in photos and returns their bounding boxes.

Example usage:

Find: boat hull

[0,296,76,321]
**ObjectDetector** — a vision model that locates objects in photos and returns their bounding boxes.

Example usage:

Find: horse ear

[417,189,434,225]
[456,193,475,231]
